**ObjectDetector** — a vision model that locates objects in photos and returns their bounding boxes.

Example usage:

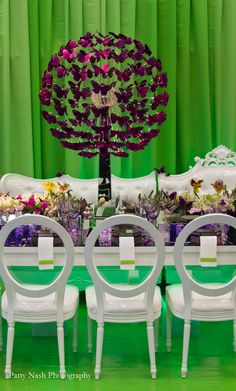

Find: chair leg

[87,314,92,353]
[95,322,104,380]
[73,309,78,353]
[166,301,172,352]
[5,321,15,379]
[154,318,159,352]
[147,321,157,379]
[233,320,236,353]
[181,320,191,378]
[57,322,65,379]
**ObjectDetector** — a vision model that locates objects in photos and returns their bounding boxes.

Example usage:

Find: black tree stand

[98,150,111,201]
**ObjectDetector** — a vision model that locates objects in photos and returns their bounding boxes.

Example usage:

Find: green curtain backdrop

[1,0,236,179]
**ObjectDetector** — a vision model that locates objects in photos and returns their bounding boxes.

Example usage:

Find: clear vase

[66,213,80,246]
[99,227,112,247]
[158,224,170,244]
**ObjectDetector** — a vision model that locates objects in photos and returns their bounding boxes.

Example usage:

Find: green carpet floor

[0,297,235,391]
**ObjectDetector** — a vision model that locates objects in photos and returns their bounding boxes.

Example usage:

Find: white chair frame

[166,213,236,377]
[158,145,236,194]
[0,173,99,203]
[0,171,157,202]
[0,287,2,351]
[84,214,165,379]
[111,172,156,201]
[0,215,79,379]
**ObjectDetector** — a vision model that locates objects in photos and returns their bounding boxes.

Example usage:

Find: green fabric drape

[1,0,236,179]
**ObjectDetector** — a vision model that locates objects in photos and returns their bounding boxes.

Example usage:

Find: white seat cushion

[2,285,79,322]
[86,284,162,322]
[166,284,234,320]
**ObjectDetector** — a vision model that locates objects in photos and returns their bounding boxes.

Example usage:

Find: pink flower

[21,195,36,209]
[41,200,48,209]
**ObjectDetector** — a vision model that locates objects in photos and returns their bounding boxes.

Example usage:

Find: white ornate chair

[84,214,165,379]
[166,213,236,378]
[0,286,2,351]
[111,172,156,201]
[0,172,157,203]
[0,173,99,203]
[158,145,236,193]
[0,215,79,379]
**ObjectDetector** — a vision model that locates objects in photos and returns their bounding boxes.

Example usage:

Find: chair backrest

[111,172,156,201]
[158,145,236,194]
[84,214,165,322]
[174,213,236,318]
[1,173,98,203]
[1,172,157,203]
[0,215,74,321]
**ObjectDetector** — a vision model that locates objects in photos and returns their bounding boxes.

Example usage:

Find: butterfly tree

[39,32,169,200]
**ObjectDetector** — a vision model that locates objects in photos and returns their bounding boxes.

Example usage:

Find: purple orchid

[21,195,36,208]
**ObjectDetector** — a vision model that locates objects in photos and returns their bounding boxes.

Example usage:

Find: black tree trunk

[98,149,111,201]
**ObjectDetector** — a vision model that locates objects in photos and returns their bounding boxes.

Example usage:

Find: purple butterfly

[72,110,84,122]
[91,81,115,95]
[51,128,65,140]
[81,87,91,99]
[42,111,56,124]
[79,151,98,158]
[54,85,68,98]
[137,85,148,98]
[119,51,127,62]
[70,64,81,81]
[155,166,165,174]
[92,64,101,76]
[68,99,77,108]
[117,116,130,127]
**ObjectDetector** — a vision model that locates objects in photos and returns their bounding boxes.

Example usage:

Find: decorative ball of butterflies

[39,32,169,158]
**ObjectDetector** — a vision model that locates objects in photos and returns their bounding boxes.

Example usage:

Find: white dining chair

[166,213,236,378]
[0,215,79,379]
[0,286,2,351]
[84,214,165,379]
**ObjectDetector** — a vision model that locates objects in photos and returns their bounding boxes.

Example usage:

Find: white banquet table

[3,245,236,266]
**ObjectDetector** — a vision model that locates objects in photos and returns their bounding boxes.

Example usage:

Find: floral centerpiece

[189,194,231,215]
[188,180,233,215]
[0,194,23,218]
[0,182,88,245]
[14,181,88,221]
[41,181,87,230]
[138,190,177,223]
